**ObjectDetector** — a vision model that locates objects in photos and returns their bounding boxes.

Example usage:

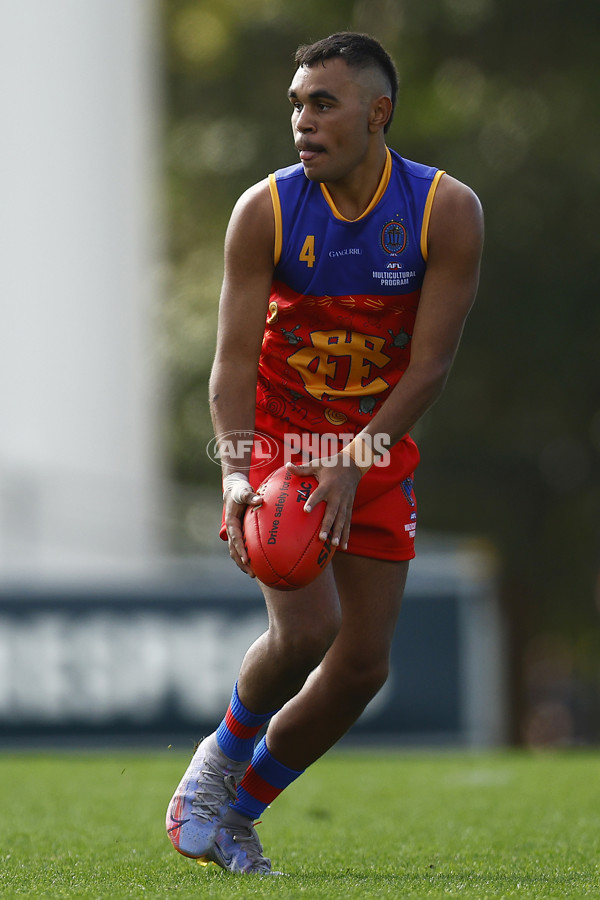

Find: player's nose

[295,107,316,133]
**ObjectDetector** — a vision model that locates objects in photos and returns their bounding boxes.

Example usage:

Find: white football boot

[199,807,283,875]
[166,733,250,859]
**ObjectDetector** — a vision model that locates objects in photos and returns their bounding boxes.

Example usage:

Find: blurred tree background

[160,0,600,743]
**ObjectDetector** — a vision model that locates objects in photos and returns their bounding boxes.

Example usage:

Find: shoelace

[191,767,237,821]
[229,821,271,872]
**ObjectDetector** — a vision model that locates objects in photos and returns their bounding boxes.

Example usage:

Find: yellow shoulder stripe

[268,173,283,266]
[420,169,445,261]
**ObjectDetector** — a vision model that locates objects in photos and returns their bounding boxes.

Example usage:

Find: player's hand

[285,455,362,552]
[222,474,262,576]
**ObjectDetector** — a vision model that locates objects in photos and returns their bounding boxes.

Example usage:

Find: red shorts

[219,411,419,562]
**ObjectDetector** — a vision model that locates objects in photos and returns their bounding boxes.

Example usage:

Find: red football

[242,465,336,591]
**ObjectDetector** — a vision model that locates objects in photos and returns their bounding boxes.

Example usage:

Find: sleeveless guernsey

[255,147,444,491]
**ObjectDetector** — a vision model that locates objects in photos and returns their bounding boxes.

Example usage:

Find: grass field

[1,748,599,898]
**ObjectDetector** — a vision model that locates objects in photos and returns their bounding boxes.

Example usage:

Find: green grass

[1,749,600,898]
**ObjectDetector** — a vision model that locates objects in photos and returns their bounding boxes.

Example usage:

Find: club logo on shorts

[381,220,407,255]
[401,476,415,507]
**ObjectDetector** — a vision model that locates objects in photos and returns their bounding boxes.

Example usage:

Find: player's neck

[323,143,389,221]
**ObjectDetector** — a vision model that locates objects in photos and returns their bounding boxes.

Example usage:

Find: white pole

[0,0,162,581]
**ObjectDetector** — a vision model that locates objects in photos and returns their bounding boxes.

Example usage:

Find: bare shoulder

[230,178,273,225]
[225,178,275,271]
[428,174,484,257]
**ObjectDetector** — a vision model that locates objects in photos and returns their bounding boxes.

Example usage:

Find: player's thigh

[331,553,409,655]
[259,561,341,640]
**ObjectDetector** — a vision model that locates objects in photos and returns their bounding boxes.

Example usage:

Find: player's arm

[290,175,483,549]
[209,179,275,574]
[360,175,484,445]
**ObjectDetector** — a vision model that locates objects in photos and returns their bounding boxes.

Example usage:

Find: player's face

[288,59,374,183]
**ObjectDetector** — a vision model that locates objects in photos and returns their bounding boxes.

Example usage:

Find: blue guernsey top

[256,147,444,447]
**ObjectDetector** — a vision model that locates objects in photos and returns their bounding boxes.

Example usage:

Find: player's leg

[235,562,342,713]
[205,554,407,872]
[233,553,407,809]
[166,563,341,864]
[167,472,414,871]
[264,553,408,768]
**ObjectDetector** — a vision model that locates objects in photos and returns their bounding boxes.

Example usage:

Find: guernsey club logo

[381,220,407,255]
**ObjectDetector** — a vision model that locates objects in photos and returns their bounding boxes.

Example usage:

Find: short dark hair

[294,32,398,133]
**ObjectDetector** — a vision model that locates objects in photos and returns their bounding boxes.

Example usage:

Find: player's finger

[227,526,256,576]
[339,505,353,551]
[303,485,327,514]
[326,491,355,548]
[224,517,244,557]
[316,499,341,544]
[224,510,256,576]
[328,506,346,548]
[229,483,262,506]
[285,460,318,475]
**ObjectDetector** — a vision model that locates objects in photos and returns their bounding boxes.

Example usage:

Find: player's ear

[368,96,392,133]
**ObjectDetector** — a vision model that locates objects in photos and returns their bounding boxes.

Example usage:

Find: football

[242,465,335,590]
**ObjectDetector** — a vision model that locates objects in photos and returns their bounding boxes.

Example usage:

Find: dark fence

[0,542,506,748]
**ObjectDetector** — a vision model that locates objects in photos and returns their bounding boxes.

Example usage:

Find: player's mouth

[297,142,326,162]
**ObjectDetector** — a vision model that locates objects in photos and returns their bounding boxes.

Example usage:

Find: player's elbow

[410,356,454,406]
[432,359,454,400]
[208,355,257,406]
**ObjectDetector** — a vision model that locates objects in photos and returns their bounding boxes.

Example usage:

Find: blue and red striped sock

[215,683,278,763]
[231,735,305,820]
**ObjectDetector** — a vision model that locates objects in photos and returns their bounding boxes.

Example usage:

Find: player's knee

[273,620,338,676]
[344,656,390,705]
[286,628,336,671]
